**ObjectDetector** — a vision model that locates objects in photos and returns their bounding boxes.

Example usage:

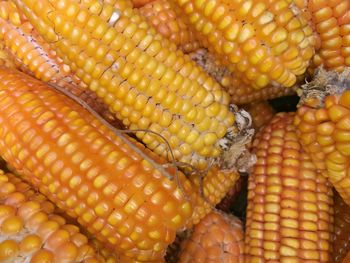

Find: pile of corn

[0,0,348,262]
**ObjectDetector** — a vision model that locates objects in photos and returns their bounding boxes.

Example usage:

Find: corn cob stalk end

[215,105,255,173]
[297,67,350,108]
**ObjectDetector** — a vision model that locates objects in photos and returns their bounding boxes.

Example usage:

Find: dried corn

[0,67,242,262]
[189,49,296,105]
[245,112,334,262]
[0,1,120,126]
[171,0,316,89]
[178,210,244,263]
[295,0,350,71]
[333,191,350,263]
[216,175,242,212]
[139,0,200,53]
[295,68,350,206]
[11,0,249,171]
[0,170,103,262]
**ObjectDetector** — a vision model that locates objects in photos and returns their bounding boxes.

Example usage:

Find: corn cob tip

[216,106,255,173]
[178,209,244,263]
[297,67,350,108]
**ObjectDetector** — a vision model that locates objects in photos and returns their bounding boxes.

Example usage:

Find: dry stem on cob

[295,68,350,206]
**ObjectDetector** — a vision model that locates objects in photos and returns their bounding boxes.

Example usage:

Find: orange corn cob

[0,1,120,127]
[295,0,350,71]
[0,170,103,262]
[12,0,252,171]
[245,112,334,262]
[242,101,275,131]
[139,0,200,53]
[178,210,244,263]
[294,68,350,206]
[333,191,350,263]
[170,0,316,89]
[0,67,243,262]
[189,49,296,105]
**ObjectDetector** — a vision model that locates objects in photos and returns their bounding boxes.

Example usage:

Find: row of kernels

[18,0,232,169]
[245,113,333,262]
[173,0,315,89]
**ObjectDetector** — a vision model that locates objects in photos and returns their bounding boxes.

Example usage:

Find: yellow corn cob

[332,191,350,263]
[0,1,121,127]
[170,0,316,89]
[12,0,251,171]
[294,68,350,207]
[189,49,296,105]
[188,166,241,224]
[0,67,244,262]
[245,112,334,262]
[139,0,200,53]
[178,210,244,263]
[0,170,104,262]
[295,0,350,71]
[242,101,275,131]
[215,175,243,212]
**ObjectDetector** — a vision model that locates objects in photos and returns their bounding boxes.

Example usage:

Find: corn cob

[170,0,316,89]
[0,67,245,261]
[242,101,276,131]
[189,48,296,105]
[139,0,200,53]
[333,191,350,263]
[178,210,244,263]
[11,0,253,171]
[9,169,127,263]
[0,170,104,262]
[295,0,350,71]
[0,1,121,127]
[245,112,334,262]
[188,166,241,224]
[294,68,350,206]
[216,175,243,212]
